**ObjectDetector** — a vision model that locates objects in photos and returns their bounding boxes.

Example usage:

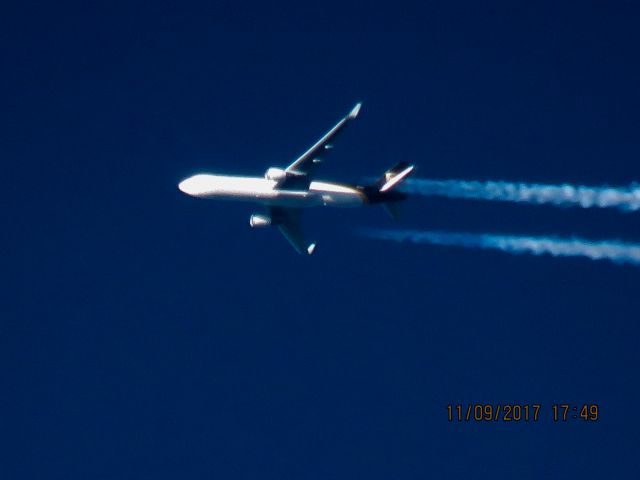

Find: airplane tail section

[382,201,403,219]
[358,162,415,218]
[376,162,415,192]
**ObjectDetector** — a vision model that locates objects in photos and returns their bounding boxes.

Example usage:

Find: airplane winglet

[348,102,362,119]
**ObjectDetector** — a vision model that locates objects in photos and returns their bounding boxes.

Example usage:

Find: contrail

[361,229,640,266]
[402,179,640,212]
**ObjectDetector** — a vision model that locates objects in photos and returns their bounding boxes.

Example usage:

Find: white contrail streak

[402,179,640,212]
[361,229,640,266]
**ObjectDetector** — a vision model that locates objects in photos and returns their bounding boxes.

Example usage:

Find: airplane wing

[270,206,316,255]
[278,102,362,190]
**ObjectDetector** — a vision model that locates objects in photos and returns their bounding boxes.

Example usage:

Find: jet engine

[265,167,286,182]
[249,214,271,228]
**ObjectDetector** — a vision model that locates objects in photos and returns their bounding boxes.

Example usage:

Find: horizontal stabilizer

[382,202,402,219]
[379,162,415,192]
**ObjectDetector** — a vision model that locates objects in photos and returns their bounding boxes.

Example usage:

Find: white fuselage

[178,174,364,208]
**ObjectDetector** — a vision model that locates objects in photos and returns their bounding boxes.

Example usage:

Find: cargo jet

[178,103,415,254]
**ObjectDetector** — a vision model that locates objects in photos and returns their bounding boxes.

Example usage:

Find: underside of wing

[278,103,362,190]
[270,207,316,255]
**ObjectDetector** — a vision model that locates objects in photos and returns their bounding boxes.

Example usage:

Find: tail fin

[376,162,415,192]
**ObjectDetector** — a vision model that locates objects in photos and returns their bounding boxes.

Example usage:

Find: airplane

[178,103,415,254]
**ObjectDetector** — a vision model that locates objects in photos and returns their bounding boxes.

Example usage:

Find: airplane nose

[178,174,214,196]
[178,178,193,195]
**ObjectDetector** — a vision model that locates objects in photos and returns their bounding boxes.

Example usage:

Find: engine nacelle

[249,214,271,228]
[265,167,286,182]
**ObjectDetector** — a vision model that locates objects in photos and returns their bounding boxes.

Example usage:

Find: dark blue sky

[4,1,640,478]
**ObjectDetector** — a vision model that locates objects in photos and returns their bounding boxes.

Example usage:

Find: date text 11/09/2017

[447,404,599,422]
